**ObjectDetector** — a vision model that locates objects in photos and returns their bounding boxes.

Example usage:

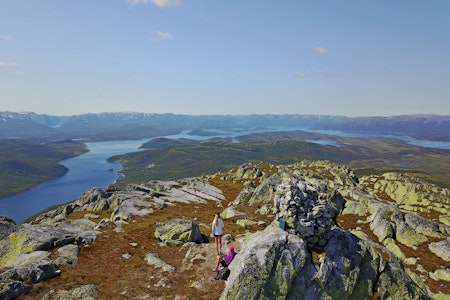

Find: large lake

[1,128,449,224]
[0,139,151,224]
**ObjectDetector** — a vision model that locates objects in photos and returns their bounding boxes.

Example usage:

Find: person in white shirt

[211,212,224,254]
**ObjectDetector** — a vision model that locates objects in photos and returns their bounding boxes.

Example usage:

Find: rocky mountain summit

[0,160,449,299]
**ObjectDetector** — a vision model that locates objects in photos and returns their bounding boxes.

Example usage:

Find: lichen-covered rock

[221,206,246,219]
[222,162,264,182]
[155,219,205,245]
[110,197,154,221]
[429,238,450,261]
[429,268,450,282]
[235,218,258,227]
[405,213,444,238]
[75,187,108,207]
[273,176,344,251]
[391,210,428,247]
[0,251,60,284]
[145,253,176,272]
[54,244,80,266]
[0,280,31,300]
[376,263,430,300]
[220,228,314,300]
[248,171,296,205]
[41,284,98,300]
[360,172,449,216]
[0,216,17,241]
[0,224,68,268]
[368,203,395,242]
[383,238,405,260]
[221,227,430,300]
[341,199,369,216]
[232,181,256,204]
[290,160,359,187]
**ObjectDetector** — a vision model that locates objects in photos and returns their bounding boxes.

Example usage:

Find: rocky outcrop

[0,280,31,300]
[221,227,430,300]
[360,172,449,214]
[273,176,345,251]
[0,177,226,298]
[0,251,60,284]
[0,223,95,268]
[145,253,176,272]
[0,216,16,240]
[221,162,265,182]
[0,161,447,299]
[40,284,97,300]
[429,238,450,262]
[217,164,434,299]
[221,227,313,300]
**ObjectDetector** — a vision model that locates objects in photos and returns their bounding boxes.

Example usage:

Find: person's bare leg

[215,255,222,271]
[214,236,220,253]
[218,236,222,253]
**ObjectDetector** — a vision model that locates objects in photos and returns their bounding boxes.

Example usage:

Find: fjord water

[0,139,149,224]
[1,128,449,224]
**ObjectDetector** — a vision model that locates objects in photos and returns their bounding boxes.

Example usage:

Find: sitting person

[214,245,236,272]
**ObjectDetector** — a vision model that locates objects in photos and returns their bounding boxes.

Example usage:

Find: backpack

[214,266,230,281]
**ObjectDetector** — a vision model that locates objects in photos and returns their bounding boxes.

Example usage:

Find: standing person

[211,212,224,254]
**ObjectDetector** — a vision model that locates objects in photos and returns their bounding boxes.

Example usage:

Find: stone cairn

[273,178,340,252]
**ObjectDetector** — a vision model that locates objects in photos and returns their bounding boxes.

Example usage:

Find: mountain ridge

[1,111,449,142]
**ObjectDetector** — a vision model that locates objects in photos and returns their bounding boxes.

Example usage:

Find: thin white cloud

[0,35,13,42]
[294,73,305,78]
[313,46,328,55]
[151,30,174,41]
[151,0,182,8]
[0,61,19,67]
[128,0,149,5]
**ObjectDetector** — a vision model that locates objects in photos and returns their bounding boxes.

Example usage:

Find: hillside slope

[0,161,448,299]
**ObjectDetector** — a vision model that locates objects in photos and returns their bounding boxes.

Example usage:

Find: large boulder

[220,227,314,300]
[41,284,97,299]
[0,251,60,284]
[317,229,429,300]
[391,210,428,247]
[429,238,450,262]
[154,219,205,245]
[368,203,395,243]
[221,206,246,219]
[222,162,264,182]
[0,216,17,241]
[0,224,70,268]
[0,280,31,300]
[221,227,430,300]
[0,222,97,268]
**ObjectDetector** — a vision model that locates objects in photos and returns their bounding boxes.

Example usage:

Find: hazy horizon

[2,110,450,119]
[1,1,449,116]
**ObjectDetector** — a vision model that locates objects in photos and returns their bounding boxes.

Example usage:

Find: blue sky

[1,0,449,116]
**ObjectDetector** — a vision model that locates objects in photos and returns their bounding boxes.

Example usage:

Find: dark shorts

[214,234,222,237]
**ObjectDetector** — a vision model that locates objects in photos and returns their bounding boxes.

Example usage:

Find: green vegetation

[111,136,450,188]
[2,131,448,200]
[0,139,88,198]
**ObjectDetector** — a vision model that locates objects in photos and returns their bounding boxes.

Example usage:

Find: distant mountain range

[1,111,449,142]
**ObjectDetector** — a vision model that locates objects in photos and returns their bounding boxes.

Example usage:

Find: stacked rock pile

[273,178,343,252]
